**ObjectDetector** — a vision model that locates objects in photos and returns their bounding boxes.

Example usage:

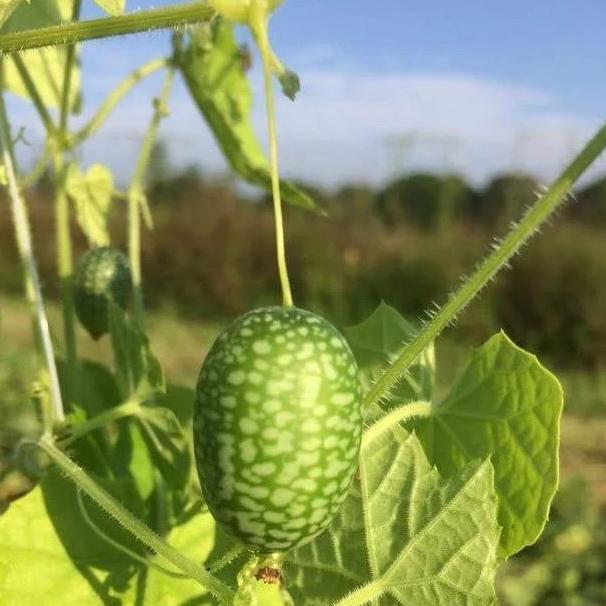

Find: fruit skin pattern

[194,306,362,552]
[73,247,132,340]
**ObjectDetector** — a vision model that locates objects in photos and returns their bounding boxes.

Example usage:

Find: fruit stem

[0,83,65,426]
[363,121,606,411]
[128,65,175,331]
[38,436,236,604]
[252,4,294,308]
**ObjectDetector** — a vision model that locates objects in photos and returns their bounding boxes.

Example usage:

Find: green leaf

[1,0,80,111]
[66,163,114,247]
[0,0,25,28]
[0,472,219,605]
[93,0,125,16]
[108,303,165,402]
[176,20,317,211]
[346,301,435,410]
[410,332,563,559]
[288,430,500,605]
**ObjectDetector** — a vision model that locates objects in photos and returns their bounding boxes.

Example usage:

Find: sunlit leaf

[288,430,500,605]
[66,163,114,247]
[1,0,80,111]
[0,471,219,605]
[410,332,563,559]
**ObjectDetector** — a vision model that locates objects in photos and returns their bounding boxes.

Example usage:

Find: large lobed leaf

[346,303,562,560]
[176,20,316,211]
[1,0,80,111]
[288,429,500,605]
[410,332,563,558]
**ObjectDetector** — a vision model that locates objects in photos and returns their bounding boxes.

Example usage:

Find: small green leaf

[66,163,114,247]
[346,301,435,410]
[1,0,80,111]
[410,332,563,559]
[93,0,125,16]
[288,430,500,605]
[176,20,317,211]
[108,303,165,401]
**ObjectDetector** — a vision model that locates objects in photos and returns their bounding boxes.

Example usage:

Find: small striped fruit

[194,306,362,552]
[73,247,132,340]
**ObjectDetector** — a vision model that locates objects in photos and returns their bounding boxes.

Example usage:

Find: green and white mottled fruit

[194,306,362,552]
[73,247,132,340]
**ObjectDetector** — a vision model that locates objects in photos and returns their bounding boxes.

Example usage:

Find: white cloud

[7,63,604,190]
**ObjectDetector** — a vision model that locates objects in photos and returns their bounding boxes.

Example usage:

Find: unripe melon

[194,306,362,552]
[73,247,132,340]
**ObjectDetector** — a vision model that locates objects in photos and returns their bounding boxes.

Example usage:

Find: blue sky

[11,0,606,188]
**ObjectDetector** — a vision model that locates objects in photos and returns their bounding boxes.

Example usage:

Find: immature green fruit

[73,247,132,340]
[194,306,362,552]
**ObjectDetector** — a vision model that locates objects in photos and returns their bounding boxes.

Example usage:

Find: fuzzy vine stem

[332,579,384,606]
[251,3,293,307]
[38,437,236,604]
[0,84,65,425]
[0,2,215,55]
[72,57,170,147]
[361,401,432,450]
[363,121,606,410]
[128,66,175,330]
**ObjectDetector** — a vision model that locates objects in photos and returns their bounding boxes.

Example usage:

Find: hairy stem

[250,6,293,307]
[39,437,236,604]
[0,87,64,425]
[128,67,175,330]
[207,544,246,573]
[362,401,432,450]
[332,579,384,606]
[73,57,170,147]
[0,2,215,55]
[363,122,606,410]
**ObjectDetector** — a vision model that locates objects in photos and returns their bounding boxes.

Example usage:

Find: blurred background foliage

[1,141,606,602]
[2,141,605,369]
